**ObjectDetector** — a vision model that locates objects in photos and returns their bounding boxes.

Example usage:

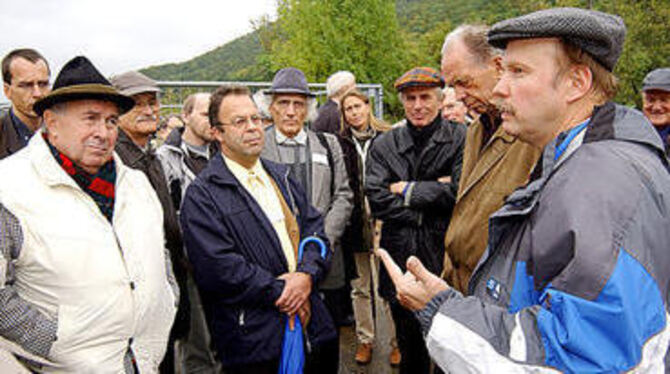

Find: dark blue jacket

[180,154,336,367]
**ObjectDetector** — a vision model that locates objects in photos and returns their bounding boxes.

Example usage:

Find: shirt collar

[9,108,34,144]
[223,153,266,183]
[276,128,307,145]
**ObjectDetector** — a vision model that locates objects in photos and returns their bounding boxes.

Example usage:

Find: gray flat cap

[264,67,315,97]
[110,70,161,97]
[488,7,626,71]
[642,68,670,92]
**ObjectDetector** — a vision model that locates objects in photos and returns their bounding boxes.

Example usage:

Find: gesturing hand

[376,248,449,311]
[275,272,312,315]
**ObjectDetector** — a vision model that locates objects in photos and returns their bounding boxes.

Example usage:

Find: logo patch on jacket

[486,277,502,300]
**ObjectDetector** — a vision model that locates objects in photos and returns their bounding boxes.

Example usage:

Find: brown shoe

[389,347,401,367]
[355,343,373,365]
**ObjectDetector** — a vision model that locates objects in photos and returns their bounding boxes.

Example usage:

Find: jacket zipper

[238,309,245,326]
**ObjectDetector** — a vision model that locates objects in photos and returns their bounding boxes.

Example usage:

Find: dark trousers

[389,300,434,374]
[225,336,339,374]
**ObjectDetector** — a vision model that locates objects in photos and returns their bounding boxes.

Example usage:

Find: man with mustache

[378,7,670,372]
[111,71,189,374]
[1,48,51,159]
[439,25,540,293]
[365,67,465,374]
[0,56,176,372]
[261,67,353,372]
[180,84,336,373]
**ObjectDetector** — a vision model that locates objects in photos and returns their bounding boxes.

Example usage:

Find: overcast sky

[0,0,277,103]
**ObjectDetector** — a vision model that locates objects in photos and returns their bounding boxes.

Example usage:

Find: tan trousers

[351,252,397,346]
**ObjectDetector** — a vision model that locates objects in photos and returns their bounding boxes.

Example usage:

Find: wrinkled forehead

[271,93,308,104]
[643,90,670,101]
[501,38,563,68]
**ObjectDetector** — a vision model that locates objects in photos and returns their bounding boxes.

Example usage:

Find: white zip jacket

[0,132,176,373]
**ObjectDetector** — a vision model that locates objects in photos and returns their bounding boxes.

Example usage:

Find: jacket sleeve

[0,204,57,358]
[287,175,332,286]
[364,136,421,225]
[180,183,284,308]
[323,134,353,245]
[405,124,464,210]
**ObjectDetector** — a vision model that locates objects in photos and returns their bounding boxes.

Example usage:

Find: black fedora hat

[33,56,135,116]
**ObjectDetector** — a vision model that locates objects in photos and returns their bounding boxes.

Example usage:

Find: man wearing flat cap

[110,71,190,373]
[0,56,177,372]
[365,66,465,374]
[261,67,352,372]
[377,7,670,373]
[642,68,670,155]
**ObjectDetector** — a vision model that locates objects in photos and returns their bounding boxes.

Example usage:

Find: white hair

[326,71,356,99]
[252,90,271,119]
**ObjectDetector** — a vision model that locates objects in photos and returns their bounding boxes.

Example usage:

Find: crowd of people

[0,6,669,374]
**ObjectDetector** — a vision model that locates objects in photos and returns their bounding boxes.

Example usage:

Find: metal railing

[156,81,384,120]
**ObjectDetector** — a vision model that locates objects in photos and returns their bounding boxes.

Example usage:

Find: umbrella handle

[297,236,327,262]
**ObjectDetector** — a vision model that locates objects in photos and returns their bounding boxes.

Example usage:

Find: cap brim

[34,84,135,116]
[395,81,445,92]
[117,85,161,97]
[264,88,315,97]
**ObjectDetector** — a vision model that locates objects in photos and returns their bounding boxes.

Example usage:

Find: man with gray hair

[112,70,189,374]
[440,24,539,294]
[262,67,353,372]
[312,70,355,133]
[379,7,670,372]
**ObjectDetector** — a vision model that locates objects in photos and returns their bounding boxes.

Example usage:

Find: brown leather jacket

[442,114,540,293]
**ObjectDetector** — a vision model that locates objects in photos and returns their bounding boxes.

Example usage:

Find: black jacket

[0,111,26,160]
[365,117,466,299]
[114,129,190,338]
[312,99,341,134]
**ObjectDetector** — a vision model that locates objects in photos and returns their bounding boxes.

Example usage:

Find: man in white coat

[0,56,177,372]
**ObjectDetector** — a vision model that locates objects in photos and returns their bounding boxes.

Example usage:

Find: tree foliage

[143,0,670,117]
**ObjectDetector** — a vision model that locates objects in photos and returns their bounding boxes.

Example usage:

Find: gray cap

[110,70,161,97]
[488,7,626,71]
[264,67,315,97]
[642,68,670,92]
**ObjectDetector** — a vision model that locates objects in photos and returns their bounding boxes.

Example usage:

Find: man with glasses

[1,48,51,159]
[180,84,336,373]
[111,71,189,374]
[261,68,353,372]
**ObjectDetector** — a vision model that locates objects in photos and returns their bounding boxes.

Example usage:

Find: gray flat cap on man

[110,70,161,97]
[642,68,670,93]
[264,67,315,97]
[487,7,626,71]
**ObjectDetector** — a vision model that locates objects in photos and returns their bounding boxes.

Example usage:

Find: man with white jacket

[0,56,177,373]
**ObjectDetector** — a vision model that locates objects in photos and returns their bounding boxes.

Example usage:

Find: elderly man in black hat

[260,67,353,370]
[364,66,465,374]
[377,7,670,373]
[0,56,177,372]
[641,68,670,155]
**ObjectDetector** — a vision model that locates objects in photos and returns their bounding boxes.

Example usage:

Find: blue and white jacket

[418,102,670,373]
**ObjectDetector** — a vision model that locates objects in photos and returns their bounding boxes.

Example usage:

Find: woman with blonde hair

[337,89,399,366]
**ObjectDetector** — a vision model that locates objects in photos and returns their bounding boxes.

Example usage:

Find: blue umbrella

[278,236,327,374]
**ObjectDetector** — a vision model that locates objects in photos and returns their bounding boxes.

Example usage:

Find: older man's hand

[390,181,408,195]
[376,248,449,311]
[275,272,312,315]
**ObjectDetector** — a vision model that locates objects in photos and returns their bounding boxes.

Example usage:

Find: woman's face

[343,96,370,130]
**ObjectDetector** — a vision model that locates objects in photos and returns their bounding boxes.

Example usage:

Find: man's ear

[565,64,593,103]
[492,55,503,76]
[42,109,58,137]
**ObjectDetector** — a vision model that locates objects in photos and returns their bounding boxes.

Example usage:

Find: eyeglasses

[219,115,263,129]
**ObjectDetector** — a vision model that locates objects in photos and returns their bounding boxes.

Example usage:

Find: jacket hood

[585,102,665,156]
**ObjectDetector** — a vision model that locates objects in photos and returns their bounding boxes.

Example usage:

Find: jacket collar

[201,152,289,188]
[396,115,452,154]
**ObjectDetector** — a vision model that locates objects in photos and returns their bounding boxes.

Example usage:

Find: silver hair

[252,90,272,119]
[326,71,356,99]
[441,24,502,64]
